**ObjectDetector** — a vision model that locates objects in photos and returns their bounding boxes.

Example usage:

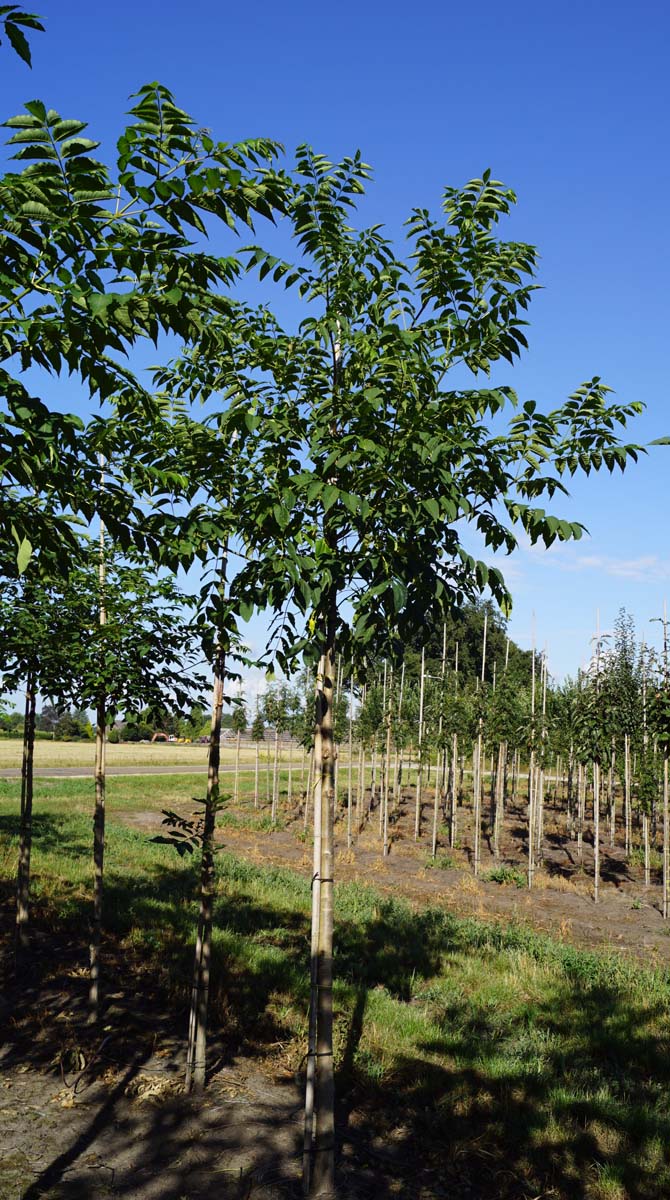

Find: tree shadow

[4,826,670,1199]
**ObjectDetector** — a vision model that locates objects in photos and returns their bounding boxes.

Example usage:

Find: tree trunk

[346,677,354,850]
[577,762,585,862]
[305,647,336,1198]
[449,732,458,848]
[15,664,36,955]
[383,672,393,858]
[608,741,616,848]
[304,748,315,832]
[356,744,365,832]
[234,729,241,804]
[493,741,506,859]
[88,688,106,1019]
[271,729,280,824]
[527,751,535,888]
[624,733,631,857]
[664,749,669,920]
[254,742,259,809]
[185,646,225,1093]
[593,760,600,905]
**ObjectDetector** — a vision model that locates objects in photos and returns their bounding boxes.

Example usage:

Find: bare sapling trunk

[185,641,225,1093]
[493,741,506,859]
[271,728,280,824]
[347,677,354,849]
[89,498,107,1020]
[305,642,336,1198]
[88,687,106,1019]
[473,616,487,876]
[379,663,388,840]
[593,760,601,904]
[254,742,260,809]
[15,664,36,956]
[624,733,631,857]
[608,746,615,849]
[356,743,364,832]
[473,733,482,876]
[304,747,315,831]
[383,668,393,858]
[527,752,536,888]
[449,732,458,848]
[643,811,651,887]
[577,762,585,861]
[527,628,537,889]
[663,605,669,919]
[664,751,669,920]
[303,666,323,1192]
[414,649,426,841]
[234,729,241,804]
[431,625,447,860]
[567,744,574,838]
[431,748,443,860]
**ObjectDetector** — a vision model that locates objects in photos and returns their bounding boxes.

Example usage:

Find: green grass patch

[425,853,456,870]
[3,780,670,1198]
[630,845,663,871]
[484,864,527,888]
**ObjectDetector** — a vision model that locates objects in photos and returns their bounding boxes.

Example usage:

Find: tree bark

[185,642,225,1093]
[271,728,280,824]
[234,729,241,804]
[593,760,601,905]
[306,644,336,1198]
[88,688,106,1019]
[15,664,36,955]
[254,742,259,809]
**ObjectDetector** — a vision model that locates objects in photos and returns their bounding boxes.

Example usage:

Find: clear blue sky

[4,0,669,684]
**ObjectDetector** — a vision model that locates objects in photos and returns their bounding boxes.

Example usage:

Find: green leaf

[16,537,32,574]
[322,485,339,513]
[6,20,30,64]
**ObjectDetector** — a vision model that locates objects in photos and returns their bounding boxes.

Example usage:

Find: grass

[484,864,527,888]
[425,853,456,870]
[630,845,663,872]
[0,739,312,769]
[3,781,670,1198]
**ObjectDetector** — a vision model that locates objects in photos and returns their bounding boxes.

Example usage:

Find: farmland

[3,770,670,1200]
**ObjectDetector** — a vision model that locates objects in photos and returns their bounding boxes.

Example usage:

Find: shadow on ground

[2,830,670,1198]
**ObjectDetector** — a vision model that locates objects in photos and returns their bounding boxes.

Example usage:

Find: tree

[231,691,247,803]
[162,152,645,1195]
[250,701,265,808]
[1,81,285,575]
[0,545,205,989]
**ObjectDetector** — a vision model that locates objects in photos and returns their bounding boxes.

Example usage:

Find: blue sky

[3,0,669,688]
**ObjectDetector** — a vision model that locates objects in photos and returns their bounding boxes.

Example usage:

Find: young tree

[231,691,247,803]
[161,153,645,1195]
[250,701,265,808]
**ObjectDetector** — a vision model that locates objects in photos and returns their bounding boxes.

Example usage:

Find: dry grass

[0,740,311,770]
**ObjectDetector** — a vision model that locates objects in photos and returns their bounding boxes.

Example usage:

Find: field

[2,772,670,1199]
[0,739,305,770]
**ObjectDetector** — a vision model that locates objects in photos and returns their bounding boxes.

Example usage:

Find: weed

[484,864,526,888]
[424,854,455,870]
[630,845,663,871]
